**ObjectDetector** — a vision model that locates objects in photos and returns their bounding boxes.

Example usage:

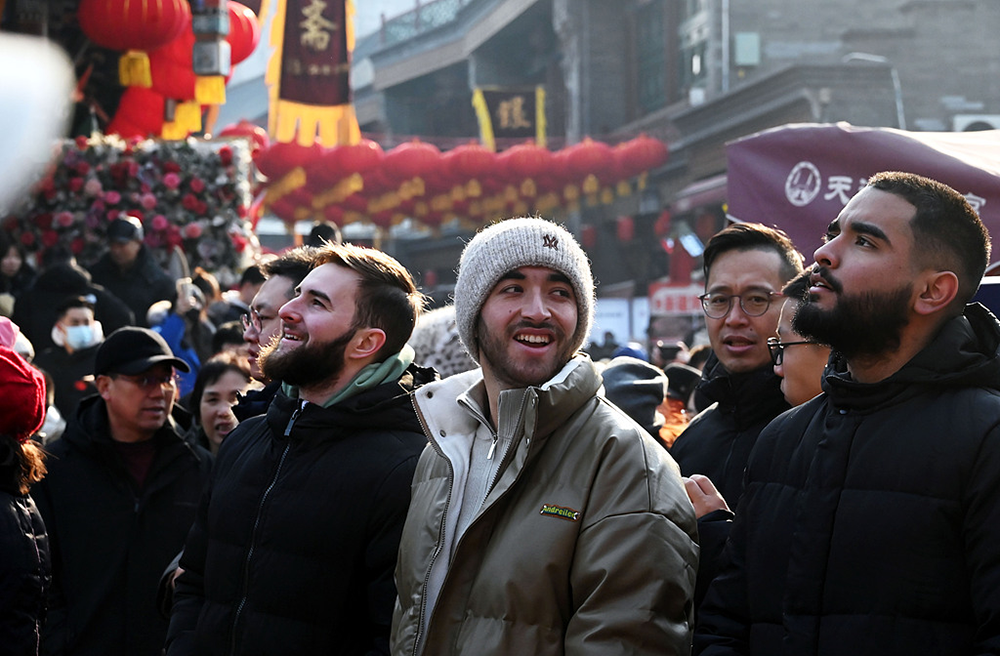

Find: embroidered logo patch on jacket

[539,504,580,521]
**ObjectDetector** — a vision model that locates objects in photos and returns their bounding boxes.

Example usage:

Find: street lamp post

[842,52,907,130]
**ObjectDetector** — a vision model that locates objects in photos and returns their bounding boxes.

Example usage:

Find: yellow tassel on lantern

[161,102,203,140]
[119,51,153,87]
[195,76,227,105]
[616,180,632,197]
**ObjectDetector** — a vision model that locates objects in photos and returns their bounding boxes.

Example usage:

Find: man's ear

[96,375,112,400]
[914,270,959,316]
[348,327,387,361]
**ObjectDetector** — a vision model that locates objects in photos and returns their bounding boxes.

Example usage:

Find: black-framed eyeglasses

[699,291,781,319]
[240,308,276,334]
[767,337,819,366]
[111,372,178,391]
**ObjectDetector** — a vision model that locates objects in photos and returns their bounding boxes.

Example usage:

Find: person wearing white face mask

[33,296,105,418]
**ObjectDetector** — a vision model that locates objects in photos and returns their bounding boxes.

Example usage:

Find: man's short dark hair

[211,320,245,354]
[702,222,804,285]
[56,295,95,319]
[239,264,267,288]
[781,269,812,302]
[261,247,318,297]
[313,243,426,362]
[867,171,991,308]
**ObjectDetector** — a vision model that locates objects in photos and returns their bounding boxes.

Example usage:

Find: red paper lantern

[219,120,270,152]
[254,141,323,180]
[445,143,496,181]
[498,142,552,183]
[227,2,261,66]
[564,138,615,180]
[580,224,597,250]
[107,86,167,139]
[615,134,669,179]
[78,0,189,52]
[383,140,441,182]
[149,26,196,100]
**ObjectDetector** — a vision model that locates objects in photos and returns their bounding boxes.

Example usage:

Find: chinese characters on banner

[280,0,349,107]
[266,0,359,146]
[472,86,547,151]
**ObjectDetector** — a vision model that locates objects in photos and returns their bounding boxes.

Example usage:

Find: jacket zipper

[410,396,454,656]
[227,403,301,655]
[485,392,531,499]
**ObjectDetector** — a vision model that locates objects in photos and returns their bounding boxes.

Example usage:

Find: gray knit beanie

[455,217,595,363]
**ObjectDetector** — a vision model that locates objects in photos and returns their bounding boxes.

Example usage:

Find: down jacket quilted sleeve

[696,303,1000,656]
[391,358,699,656]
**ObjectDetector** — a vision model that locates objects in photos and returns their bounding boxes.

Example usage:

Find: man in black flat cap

[34,327,213,656]
[88,215,176,326]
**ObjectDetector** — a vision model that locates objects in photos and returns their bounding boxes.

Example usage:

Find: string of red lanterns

[248,134,669,229]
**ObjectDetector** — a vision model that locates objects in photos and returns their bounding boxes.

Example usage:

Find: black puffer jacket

[166,364,434,656]
[670,357,790,609]
[0,441,50,656]
[34,396,212,656]
[671,355,790,508]
[696,303,1000,655]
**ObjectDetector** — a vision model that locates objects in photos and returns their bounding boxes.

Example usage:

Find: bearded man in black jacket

[166,243,433,656]
[696,172,1000,655]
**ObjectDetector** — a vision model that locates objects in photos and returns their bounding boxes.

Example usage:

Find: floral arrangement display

[2,134,258,281]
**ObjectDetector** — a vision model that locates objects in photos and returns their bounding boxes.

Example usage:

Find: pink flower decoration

[189,177,206,193]
[104,190,121,205]
[55,211,75,228]
[106,209,121,222]
[141,193,158,210]
[151,215,169,231]
[183,223,203,240]
[84,179,103,196]
[163,173,181,190]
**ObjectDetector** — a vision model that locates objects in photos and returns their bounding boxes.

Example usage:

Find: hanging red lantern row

[252,134,669,229]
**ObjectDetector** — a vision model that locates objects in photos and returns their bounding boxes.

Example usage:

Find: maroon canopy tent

[725,122,1000,263]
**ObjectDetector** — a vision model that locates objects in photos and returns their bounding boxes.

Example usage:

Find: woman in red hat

[0,346,50,656]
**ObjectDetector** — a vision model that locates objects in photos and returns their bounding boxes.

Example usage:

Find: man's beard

[476,316,574,389]
[793,269,911,359]
[259,327,355,390]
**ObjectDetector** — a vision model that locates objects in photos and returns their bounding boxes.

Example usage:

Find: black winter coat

[87,245,175,327]
[0,441,50,656]
[670,357,790,609]
[696,303,1000,655]
[34,396,212,656]
[166,364,434,656]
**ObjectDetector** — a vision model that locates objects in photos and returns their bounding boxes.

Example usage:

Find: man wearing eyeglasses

[34,326,213,656]
[696,172,1000,655]
[670,222,803,610]
[233,247,317,421]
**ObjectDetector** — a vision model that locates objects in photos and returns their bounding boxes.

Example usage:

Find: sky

[355,0,419,37]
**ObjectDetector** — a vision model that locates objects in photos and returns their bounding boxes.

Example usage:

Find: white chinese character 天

[823,175,855,205]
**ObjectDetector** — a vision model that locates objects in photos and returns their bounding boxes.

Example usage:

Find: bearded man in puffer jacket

[391,217,698,656]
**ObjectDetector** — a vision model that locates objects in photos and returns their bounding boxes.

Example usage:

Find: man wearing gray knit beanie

[391,217,698,656]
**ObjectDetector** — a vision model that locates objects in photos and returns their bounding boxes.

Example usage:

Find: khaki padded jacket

[391,357,699,656]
